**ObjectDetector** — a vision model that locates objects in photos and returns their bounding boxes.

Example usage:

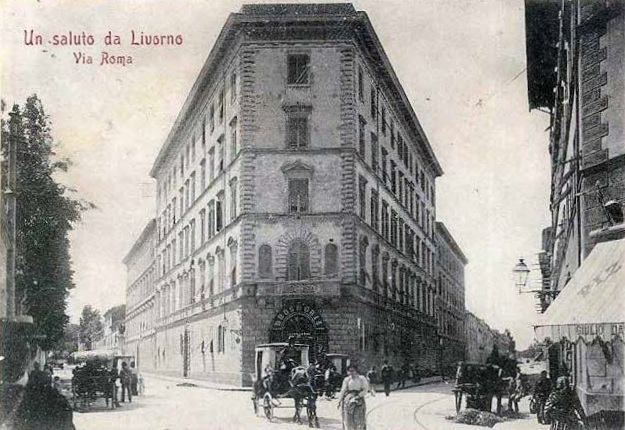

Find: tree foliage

[78,305,103,350]
[1,95,94,350]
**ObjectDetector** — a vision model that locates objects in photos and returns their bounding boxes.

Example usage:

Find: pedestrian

[532,370,552,424]
[119,362,132,403]
[380,360,393,397]
[508,369,524,413]
[130,361,139,396]
[544,376,587,430]
[338,364,371,430]
[109,364,121,408]
[365,366,377,395]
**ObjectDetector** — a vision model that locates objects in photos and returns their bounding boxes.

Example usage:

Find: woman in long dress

[338,364,373,430]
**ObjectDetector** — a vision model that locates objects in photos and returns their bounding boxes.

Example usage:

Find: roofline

[150,5,443,179]
[122,219,156,265]
[356,12,443,177]
[149,13,239,178]
[435,221,468,264]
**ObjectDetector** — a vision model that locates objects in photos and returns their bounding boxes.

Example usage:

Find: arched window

[259,244,273,278]
[288,241,310,281]
[324,243,338,277]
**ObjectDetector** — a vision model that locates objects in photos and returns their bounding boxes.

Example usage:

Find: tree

[79,305,103,350]
[1,95,94,350]
[55,323,80,357]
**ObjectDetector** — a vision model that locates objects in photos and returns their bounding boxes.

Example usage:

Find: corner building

[143,3,443,386]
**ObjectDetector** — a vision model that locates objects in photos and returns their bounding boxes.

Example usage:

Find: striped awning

[534,238,625,343]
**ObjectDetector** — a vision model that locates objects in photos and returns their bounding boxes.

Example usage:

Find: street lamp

[512,258,530,289]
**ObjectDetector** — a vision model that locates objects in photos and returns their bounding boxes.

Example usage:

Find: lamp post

[513,258,559,312]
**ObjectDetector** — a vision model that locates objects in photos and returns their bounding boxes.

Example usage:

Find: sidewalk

[142,372,443,393]
[142,371,252,392]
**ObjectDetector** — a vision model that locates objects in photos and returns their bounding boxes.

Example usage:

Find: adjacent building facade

[94,304,126,353]
[125,3,451,386]
[123,220,157,370]
[434,222,467,373]
[526,0,625,421]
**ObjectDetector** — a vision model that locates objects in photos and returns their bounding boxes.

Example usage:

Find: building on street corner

[526,0,625,423]
[94,304,126,354]
[123,3,468,386]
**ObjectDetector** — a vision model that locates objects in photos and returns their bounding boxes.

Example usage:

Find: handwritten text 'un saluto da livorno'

[23,30,184,66]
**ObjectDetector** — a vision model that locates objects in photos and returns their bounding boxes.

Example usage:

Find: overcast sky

[1,0,550,349]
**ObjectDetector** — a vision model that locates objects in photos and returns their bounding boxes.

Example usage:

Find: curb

[142,372,252,392]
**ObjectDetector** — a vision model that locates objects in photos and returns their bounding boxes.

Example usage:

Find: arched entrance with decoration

[269,300,328,361]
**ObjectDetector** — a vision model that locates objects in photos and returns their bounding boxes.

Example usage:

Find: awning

[534,238,625,343]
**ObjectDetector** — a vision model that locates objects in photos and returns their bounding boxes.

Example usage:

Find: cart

[251,342,319,427]
[452,362,507,414]
[70,351,135,411]
[319,353,349,398]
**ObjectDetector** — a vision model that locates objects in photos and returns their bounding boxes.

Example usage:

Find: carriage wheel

[263,393,274,421]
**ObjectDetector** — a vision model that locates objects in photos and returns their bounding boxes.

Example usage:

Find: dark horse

[253,363,319,428]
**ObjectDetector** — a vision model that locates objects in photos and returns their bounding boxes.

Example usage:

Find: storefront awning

[534,238,625,343]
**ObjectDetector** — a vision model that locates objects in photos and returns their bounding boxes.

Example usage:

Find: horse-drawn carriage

[70,351,135,411]
[452,362,508,414]
[315,353,349,399]
[251,343,319,427]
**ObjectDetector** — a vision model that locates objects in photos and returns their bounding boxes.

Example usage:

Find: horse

[253,365,319,428]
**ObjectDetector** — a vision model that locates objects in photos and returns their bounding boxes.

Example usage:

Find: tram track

[366,391,449,430]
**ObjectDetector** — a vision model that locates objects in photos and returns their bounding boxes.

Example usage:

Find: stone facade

[434,222,467,374]
[126,3,447,386]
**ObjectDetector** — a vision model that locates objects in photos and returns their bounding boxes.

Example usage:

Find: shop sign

[574,323,624,338]
[271,301,326,331]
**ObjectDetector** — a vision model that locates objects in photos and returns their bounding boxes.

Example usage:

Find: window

[381,148,388,184]
[190,220,196,253]
[359,237,368,286]
[202,118,206,148]
[390,210,398,246]
[371,133,378,173]
[287,54,310,85]
[287,112,309,149]
[190,172,196,203]
[218,89,224,124]
[324,243,338,277]
[358,176,367,219]
[218,325,225,353]
[200,209,206,244]
[184,180,190,210]
[381,106,386,135]
[208,201,215,238]
[358,66,364,102]
[288,178,309,213]
[370,189,379,231]
[230,178,238,221]
[208,148,215,182]
[209,104,215,132]
[217,136,224,172]
[230,117,238,158]
[179,188,184,215]
[191,136,196,160]
[230,71,237,103]
[390,161,397,194]
[358,116,366,157]
[288,241,310,281]
[216,192,224,232]
[370,86,376,119]
[381,200,389,239]
[390,120,395,148]
[200,159,206,190]
[371,246,379,292]
[259,244,273,279]
[178,232,183,261]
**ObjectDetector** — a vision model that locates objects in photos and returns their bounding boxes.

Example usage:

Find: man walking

[380,360,393,397]
[119,362,132,403]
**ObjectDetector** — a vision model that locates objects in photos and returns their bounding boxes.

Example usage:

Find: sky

[1,0,550,349]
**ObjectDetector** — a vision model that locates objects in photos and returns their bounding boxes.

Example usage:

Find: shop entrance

[269,300,328,361]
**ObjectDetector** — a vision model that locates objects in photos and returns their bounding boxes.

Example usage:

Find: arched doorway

[269,300,328,361]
